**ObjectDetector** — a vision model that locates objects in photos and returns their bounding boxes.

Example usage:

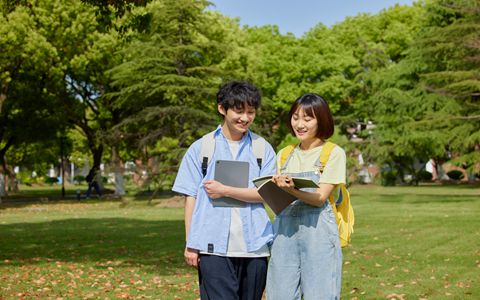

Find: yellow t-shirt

[277,144,346,185]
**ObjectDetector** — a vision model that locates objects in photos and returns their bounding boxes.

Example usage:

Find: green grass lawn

[1,185,479,299]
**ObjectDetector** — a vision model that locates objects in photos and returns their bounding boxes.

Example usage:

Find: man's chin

[236,125,249,132]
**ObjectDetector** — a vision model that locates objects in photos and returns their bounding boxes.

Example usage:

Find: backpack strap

[278,144,297,172]
[199,130,216,177]
[319,141,336,173]
[199,130,266,177]
[251,132,266,170]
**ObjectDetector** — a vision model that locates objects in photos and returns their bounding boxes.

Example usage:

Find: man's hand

[203,180,227,199]
[184,247,200,268]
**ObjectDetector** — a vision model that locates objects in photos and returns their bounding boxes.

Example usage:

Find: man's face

[218,104,256,138]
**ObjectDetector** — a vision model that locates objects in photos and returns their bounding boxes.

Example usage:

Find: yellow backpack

[279,142,354,247]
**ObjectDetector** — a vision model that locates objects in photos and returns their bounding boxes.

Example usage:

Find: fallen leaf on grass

[386,293,405,300]
[116,292,130,299]
[456,281,470,288]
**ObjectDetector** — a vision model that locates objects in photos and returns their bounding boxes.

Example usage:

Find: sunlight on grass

[1,185,479,299]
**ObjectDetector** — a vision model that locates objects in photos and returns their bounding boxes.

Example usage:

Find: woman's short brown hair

[287,93,334,140]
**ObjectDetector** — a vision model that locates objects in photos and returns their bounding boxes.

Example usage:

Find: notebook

[212,160,249,207]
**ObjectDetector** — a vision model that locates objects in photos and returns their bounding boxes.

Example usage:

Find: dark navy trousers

[198,255,267,300]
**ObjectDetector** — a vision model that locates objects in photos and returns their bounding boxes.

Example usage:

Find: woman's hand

[203,180,227,199]
[272,175,295,191]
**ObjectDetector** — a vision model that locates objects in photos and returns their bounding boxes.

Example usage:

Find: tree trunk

[0,81,8,115]
[111,146,125,196]
[0,138,14,197]
[0,173,5,202]
[86,144,104,193]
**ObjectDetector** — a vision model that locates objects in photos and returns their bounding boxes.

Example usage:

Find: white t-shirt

[225,139,269,257]
[278,144,346,184]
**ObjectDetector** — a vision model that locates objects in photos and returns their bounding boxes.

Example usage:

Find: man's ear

[217,104,226,116]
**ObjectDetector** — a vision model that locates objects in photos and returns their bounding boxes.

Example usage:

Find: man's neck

[221,124,244,141]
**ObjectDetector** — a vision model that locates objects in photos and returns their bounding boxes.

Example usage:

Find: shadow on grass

[359,194,478,204]
[0,197,123,210]
[0,218,187,275]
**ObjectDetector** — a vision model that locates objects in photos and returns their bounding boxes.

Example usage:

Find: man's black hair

[216,81,261,111]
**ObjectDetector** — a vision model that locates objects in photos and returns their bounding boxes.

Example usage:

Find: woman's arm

[203,180,264,203]
[272,175,335,207]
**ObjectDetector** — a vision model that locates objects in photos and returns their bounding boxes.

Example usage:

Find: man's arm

[184,196,199,268]
[203,180,263,203]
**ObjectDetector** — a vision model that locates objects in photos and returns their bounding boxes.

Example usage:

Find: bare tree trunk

[0,173,5,202]
[112,146,125,197]
[0,137,14,197]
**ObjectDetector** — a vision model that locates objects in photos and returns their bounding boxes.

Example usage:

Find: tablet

[212,160,249,207]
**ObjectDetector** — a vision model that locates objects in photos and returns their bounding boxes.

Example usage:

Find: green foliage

[447,170,465,180]
[417,169,434,181]
[380,169,398,186]
[1,0,478,190]
[108,0,226,112]
[74,175,86,184]
[360,0,480,176]
[44,176,59,185]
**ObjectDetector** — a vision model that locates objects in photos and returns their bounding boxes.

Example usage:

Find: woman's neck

[299,138,324,150]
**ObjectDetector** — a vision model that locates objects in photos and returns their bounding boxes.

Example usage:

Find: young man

[172,81,276,300]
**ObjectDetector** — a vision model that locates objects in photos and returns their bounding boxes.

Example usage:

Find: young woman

[266,93,346,300]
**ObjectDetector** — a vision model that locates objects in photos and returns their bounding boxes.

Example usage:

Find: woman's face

[291,106,319,143]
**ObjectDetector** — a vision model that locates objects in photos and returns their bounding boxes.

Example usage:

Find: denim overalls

[266,152,342,300]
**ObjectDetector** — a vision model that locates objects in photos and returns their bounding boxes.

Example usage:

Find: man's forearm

[184,196,196,242]
[224,187,264,203]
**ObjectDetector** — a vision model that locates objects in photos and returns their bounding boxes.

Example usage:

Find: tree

[107,0,232,190]
[364,0,480,182]
[0,5,65,196]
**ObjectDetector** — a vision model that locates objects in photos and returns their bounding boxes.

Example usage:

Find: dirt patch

[155,195,185,208]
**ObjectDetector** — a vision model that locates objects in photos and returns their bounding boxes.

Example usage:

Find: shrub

[44,177,59,185]
[17,170,36,186]
[447,170,464,181]
[74,175,86,184]
[381,169,398,186]
[417,170,433,182]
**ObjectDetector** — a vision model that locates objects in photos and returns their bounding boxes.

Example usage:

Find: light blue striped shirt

[172,126,276,254]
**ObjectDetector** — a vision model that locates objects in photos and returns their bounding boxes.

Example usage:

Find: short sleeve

[319,146,346,184]
[259,142,277,177]
[172,140,203,197]
[276,148,285,174]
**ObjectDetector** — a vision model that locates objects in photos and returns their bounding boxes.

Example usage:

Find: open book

[252,176,319,215]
